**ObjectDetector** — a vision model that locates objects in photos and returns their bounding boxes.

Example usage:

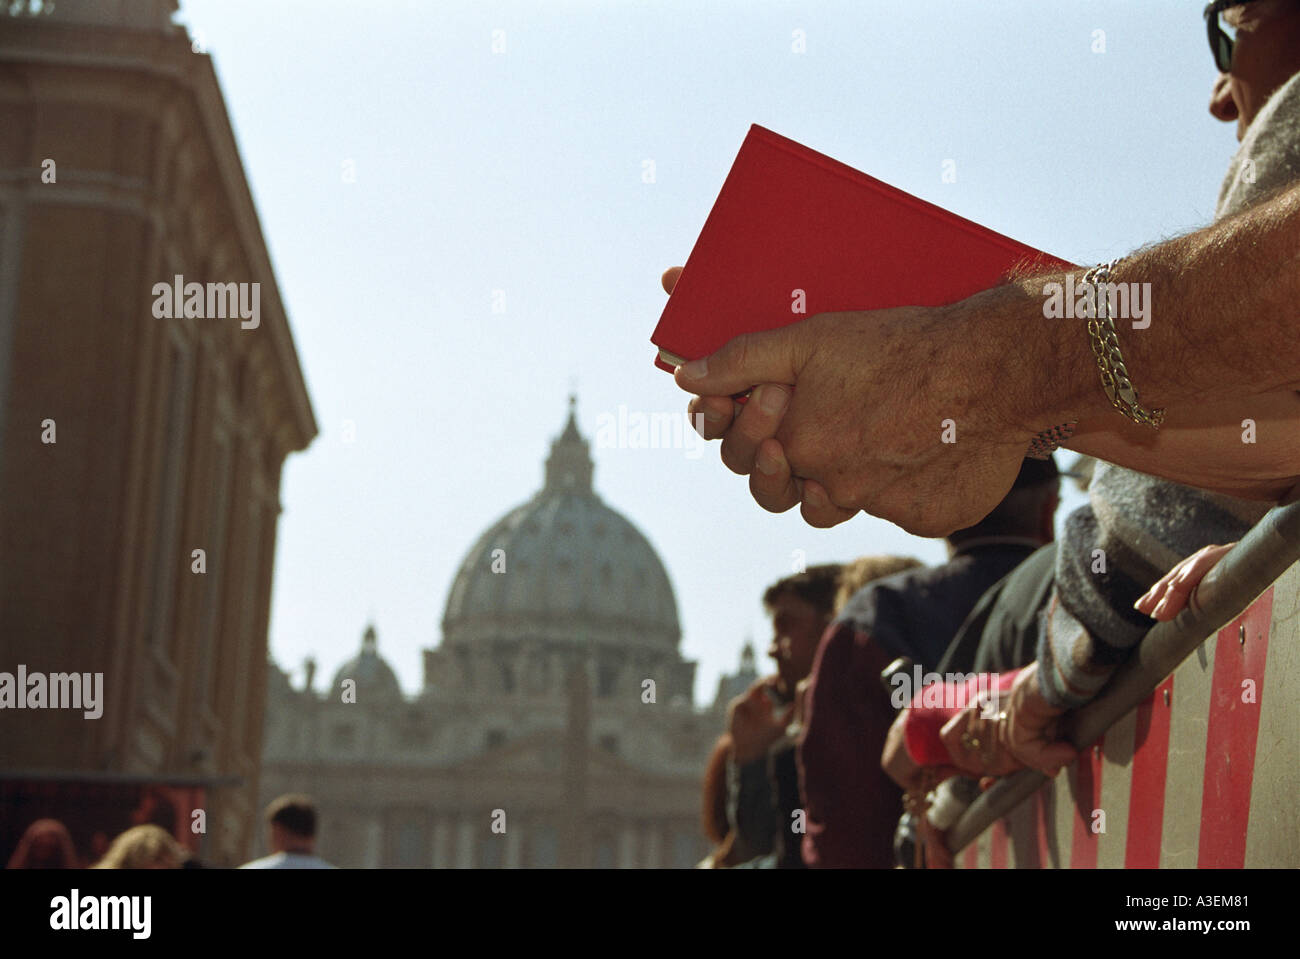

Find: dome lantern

[543,394,593,495]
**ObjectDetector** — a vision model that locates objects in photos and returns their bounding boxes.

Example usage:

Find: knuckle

[699,420,725,442]
[719,440,751,476]
[802,503,840,529]
[733,408,770,444]
[752,487,796,515]
[821,476,859,510]
[727,331,754,373]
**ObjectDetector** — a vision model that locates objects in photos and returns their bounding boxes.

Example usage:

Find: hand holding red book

[652,126,1075,536]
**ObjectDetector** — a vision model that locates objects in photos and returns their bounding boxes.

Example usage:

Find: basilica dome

[442,399,681,650]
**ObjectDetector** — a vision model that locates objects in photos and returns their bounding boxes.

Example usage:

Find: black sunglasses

[1204,0,1260,73]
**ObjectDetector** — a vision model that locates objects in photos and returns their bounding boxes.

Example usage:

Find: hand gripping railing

[946,495,1300,856]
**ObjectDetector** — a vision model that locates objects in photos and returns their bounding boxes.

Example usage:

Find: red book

[651,124,1072,374]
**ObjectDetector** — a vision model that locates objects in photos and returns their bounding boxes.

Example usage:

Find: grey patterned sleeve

[1038,466,1265,709]
[726,755,776,858]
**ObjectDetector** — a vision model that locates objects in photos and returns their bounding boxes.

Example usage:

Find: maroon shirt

[797,621,901,868]
[798,542,1037,868]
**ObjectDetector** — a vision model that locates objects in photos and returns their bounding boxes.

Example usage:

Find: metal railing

[946,495,1300,855]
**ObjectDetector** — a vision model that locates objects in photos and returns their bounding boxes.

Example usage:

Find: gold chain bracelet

[1084,257,1165,430]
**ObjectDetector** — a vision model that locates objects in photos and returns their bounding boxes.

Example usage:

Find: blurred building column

[618,825,637,868]
[644,822,662,869]
[362,817,382,869]
[457,817,476,869]
[504,821,522,869]
[431,818,449,869]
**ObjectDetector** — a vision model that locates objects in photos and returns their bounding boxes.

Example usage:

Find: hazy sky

[178,0,1241,704]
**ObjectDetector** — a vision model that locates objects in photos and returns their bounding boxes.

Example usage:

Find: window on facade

[553,558,574,608]
[148,339,192,651]
[597,663,618,698]
[194,428,231,712]
[234,500,265,753]
[526,653,549,694]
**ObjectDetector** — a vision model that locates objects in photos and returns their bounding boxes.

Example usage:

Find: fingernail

[703,408,725,423]
[1151,596,1171,619]
[804,483,824,505]
[758,385,788,415]
[755,449,778,476]
[679,358,707,379]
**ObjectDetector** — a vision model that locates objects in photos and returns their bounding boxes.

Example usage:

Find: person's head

[946,457,1059,549]
[91,824,183,870]
[833,555,924,614]
[1206,0,1300,137]
[762,563,843,698]
[266,794,318,855]
[7,818,78,869]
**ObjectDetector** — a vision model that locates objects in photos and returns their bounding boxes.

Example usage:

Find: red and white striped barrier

[958,562,1299,868]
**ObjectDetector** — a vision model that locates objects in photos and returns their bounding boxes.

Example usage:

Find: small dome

[331,624,402,701]
[442,397,680,649]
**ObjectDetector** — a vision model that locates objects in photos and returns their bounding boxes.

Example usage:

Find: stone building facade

[0,1,316,867]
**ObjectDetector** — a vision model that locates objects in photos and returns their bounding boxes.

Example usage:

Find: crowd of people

[686,0,1300,869]
[6,794,334,870]
[697,458,1072,868]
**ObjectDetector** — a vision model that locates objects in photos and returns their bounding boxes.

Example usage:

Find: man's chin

[774,677,796,703]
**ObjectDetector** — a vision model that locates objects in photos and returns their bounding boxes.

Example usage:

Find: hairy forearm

[951,181,1300,472]
[1118,180,1300,402]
